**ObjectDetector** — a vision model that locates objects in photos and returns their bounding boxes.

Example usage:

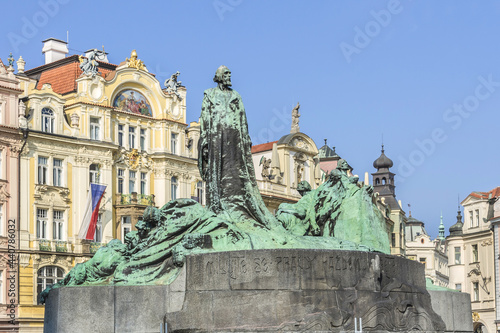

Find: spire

[438,211,445,240]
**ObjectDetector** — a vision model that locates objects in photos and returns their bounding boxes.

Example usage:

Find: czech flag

[78,183,106,240]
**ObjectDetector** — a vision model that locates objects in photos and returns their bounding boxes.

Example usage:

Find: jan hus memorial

[42,66,472,332]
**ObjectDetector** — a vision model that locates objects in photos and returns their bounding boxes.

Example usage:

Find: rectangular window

[473,282,479,301]
[140,172,147,195]
[129,126,136,149]
[129,171,136,193]
[171,133,178,154]
[475,210,480,227]
[419,257,427,268]
[90,117,100,140]
[38,156,48,185]
[391,233,396,247]
[196,181,204,205]
[90,164,100,184]
[53,210,64,240]
[121,216,131,242]
[454,246,461,264]
[140,129,146,151]
[37,208,48,239]
[472,244,478,262]
[118,124,124,146]
[469,211,473,227]
[0,150,3,179]
[94,213,102,243]
[455,283,462,292]
[53,158,63,187]
[118,169,124,194]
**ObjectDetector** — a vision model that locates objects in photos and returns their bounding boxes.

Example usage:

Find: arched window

[375,178,380,185]
[171,176,178,200]
[41,108,54,133]
[37,266,64,304]
[382,177,386,185]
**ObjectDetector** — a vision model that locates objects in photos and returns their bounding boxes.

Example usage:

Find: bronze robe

[198,87,275,228]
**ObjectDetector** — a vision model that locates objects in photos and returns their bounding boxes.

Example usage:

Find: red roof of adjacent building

[468,186,500,200]
[35,61,115,95]
[251,141,277,153]
[25,55,117,95]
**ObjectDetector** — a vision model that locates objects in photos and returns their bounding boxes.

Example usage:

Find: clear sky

[2,1,499,238]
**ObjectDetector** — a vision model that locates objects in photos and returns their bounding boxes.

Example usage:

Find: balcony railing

[90,242,103,254]
[55,241,68,253]
[39,239,51,251]
[116,193,155,206]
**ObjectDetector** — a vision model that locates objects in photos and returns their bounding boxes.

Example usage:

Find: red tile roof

[35,60,115,95]
[468,186,500,200]
[251,141,277,153]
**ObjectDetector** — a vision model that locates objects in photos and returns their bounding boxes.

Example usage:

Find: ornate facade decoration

[126,50,146,70]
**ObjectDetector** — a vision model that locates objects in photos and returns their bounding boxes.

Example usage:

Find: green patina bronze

[40,66,390,303]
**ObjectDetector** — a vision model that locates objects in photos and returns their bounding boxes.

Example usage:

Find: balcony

[55,241,68,253]
[38,239,51,251]
[90,242,103,254]
[115,192,155,206]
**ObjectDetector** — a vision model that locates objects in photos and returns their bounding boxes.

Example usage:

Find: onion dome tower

[449,208,464,237]
[372,144,398,209]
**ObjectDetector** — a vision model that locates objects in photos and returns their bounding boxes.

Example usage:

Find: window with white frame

[37,266,64,304]
[38,156,48,185]
[36,208,48,239]
[454,246,461,264]
[94,213,102,243]
[140,172,147,195]
[41,108,54,133]
[118,124,124,146]
[171,133,178,154]
[473,282,479,301]
[52,210,64,240]
[129,126,136,149]
[171,176,178,200]
[118,169,124,193]
[472,244,478,262]
[129,171,136,193]
[469,211,473,227]
[90,117,100,140]
[475,210,480,227]
[196,181,204,205]
[121,216,131,242]
[90,164,100,184]
[53,158,63,187]
[140,129,146,151]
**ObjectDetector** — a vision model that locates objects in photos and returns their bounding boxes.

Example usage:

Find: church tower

[372,145,398,210]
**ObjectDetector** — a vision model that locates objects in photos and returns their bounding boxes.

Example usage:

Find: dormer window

[41,108,54,133]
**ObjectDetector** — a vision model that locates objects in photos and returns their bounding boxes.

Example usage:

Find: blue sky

[2,1,499,238]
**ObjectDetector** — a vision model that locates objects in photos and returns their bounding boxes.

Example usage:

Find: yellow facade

[13,43,202,332]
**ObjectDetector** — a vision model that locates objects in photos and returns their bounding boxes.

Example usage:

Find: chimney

[42,38,68,64]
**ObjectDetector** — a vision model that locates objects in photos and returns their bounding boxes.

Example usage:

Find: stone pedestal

[44,249,472,332]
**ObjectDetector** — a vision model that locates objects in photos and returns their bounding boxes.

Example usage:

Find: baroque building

[447,187,500,333]
[12,38,201,332]
[0,55,24,331]
[405,213,449,287]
